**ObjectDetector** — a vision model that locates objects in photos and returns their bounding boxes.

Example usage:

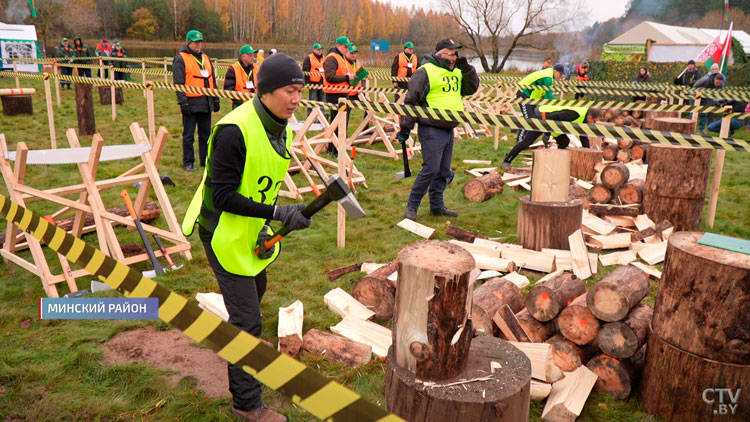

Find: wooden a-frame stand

[346,93,419,160]
[0,123,191,297]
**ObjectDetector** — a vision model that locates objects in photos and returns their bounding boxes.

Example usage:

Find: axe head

[324,175,365,220]
[395,171,411,180]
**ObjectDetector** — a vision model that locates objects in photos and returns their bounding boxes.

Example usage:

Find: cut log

[586,265,649,322]
[631,110,643,119]
[568,147,603,181]
[643,110,679,130]
[98,86,124,105]
[352,259,398,321]
[74,83,96,136]
[558,293,600,345]
[525,273,586,322]
[541,365,598,422]
[589,184,612,204]
[385,335,531,422]
[589,203,642,217]
[614,179,644,205]
[652,232,750,364]
[631,143,649,162]
[616,148,632,163]
[516,308,557,343]
[602,144,619,161]
[597,303,652,359]
[517,196,583,251]
[643,144,712,231]
[508,341,563,383]
[567,229,592,280]
[302,328,372,367]
[586,351,643,399]
[631,220,672,242]
[1,94,33,115]
[502,248,556,273]
[277,300,304,357]
[463,172,504,202]
[330,315,392,358]
[617,139,640,150]
[445,224,488,243]
[642,328,750,422]
[600,163,630,190]
[531,149,571,202]
[471,277,524,336]
[651,117,696,134]
[396,219,435,239]
[325,261,365,281]
[324,287,375,321]
[493,304,532,342]
[598,250,637,267]
[546,334,599,372]
[393,241,475,380]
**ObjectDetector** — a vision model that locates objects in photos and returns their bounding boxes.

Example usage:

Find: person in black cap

[181,52,308,422]
[398,38,479,221]
[674,59,703,87]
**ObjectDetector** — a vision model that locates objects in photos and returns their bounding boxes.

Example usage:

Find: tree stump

[98,86,124,105]
[600,162,630,190]
[586,348,644,399]
[352,259,398,321]
[471,277,524,336]
[525,273,586,322]
[652,232,750,364]
[602,144,619,161]
[586,265,650,322]
[568,147,603,181]
[651,117,696,134]
[517,196,582,251]
[597,303,652,358]
[642,327,750,422]
[1,94,33,115]
[631,144,649,162]
[558,293,600,345]
[463,172,503,202]
[516,308,556,343]
[643,110,678,129]
[589,184,613,204]
[643,144,712,231]
[393,241,475,380]
[531,149,570,202]
[385,335,531,422]
[614,179,644,205]
[546,334,599,372]
[75,83,96,136]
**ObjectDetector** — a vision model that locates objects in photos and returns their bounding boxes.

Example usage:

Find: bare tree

[440,0,583,72]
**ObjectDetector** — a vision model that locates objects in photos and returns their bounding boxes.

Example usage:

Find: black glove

[455,56,471,72]
[397,130,409,144]
[179,103,190,115]
[273,204,312,231]
[256,225,276,259]
[212,98,220,113]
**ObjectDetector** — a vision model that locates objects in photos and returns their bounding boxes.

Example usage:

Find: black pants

[182,111,211,167]
[60,66,72,88]
[506,109,588,161]
[200,227,266,412]
[407,125,455,211]
[505,91,537,163]
[307,88,325,115]
[326,92,349,154]
[77,67,91,78]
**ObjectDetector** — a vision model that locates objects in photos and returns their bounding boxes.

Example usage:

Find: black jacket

[693,72,725,106]
[302,52,324,85]
[173,44,219,114]
[674,68,702,86]
[400,53,479,131]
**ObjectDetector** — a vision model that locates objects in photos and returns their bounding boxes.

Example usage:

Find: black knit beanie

[256,53,304,96]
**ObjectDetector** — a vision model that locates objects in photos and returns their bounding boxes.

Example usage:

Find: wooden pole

[53,63,61,107]
[98,57,103,79]
[146,87,156,144]
[337,100,347,249]
[13,60,20,89]
[706,109,730,227]
[163,60,168,84]
[43,77,57,149]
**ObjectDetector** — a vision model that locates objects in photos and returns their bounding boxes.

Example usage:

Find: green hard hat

[349,44,358,53]
[335,36,352,46]
[239,45,258,55]
[404,41,414,49]
[313,43,322,50]
[186,30,204,42]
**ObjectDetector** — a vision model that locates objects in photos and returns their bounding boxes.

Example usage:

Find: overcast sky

[384,0,630,27]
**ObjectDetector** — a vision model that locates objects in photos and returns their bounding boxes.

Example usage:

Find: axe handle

[401,140,411,177]
[152,234,176,267]
[120,189,164,275]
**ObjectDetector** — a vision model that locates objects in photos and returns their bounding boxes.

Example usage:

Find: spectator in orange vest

[391,41,419,101]
[224,45,259,109]
[574,60,589,99]
[323,35,356,155]
[302,42,325,113]
[543,58,552,69]
[172,30,219,172]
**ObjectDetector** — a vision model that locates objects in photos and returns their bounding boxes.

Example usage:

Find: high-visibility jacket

[179,51,214,97]
[308,53,324,83]
[397,52,418,78]
[323,52,355,94]
[231,62,258,98]
[519,67,555,100]
[421,62,464,111]
[182,101,293,276]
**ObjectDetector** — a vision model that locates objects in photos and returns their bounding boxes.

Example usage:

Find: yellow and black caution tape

[52,63,113,70]
[348,99,750,152]
[0,195,402,422]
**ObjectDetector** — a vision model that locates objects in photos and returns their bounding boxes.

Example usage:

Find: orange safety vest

[323,52,355,94]
[576,64,589,81]
[114,51,125,57]
[308,53,324,83]
[397,52,418,78]
[179,51,214,97]
[231,62,258,99]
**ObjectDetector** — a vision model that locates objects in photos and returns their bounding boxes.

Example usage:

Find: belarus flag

[697,22,733,75]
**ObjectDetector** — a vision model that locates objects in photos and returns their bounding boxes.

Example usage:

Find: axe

[254,174,364,256]
[395,136,412,180]
[152,234,183,271]
[120,189,164,277]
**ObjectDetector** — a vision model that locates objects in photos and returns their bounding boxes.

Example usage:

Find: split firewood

[397,219,435,239]
[324,287,375,321]
[568,229,592,280]
[278,300,304,357]
[541,365,598,422]
[546,334,599,372]
[516,308,557,342]
[525,273,586,322]
[637,239,668,265]
[449,239,502,258]
[330,316,392,358]
[500,271,530,289]
[196,292,229,322]
[587,232,632,250]
[445,224,488,243]
[586,265,650,322]
[508,341,564,383]
[631,220,673,242]
[531,380,553,400]
[493,304,532,342]
[471,277,524,335]
[558,293,600,345]
[502,248,556,273]
[473,255,516,272]
[302,328,372,367]
[630,262,661,280]
[597,304,652,359]
[352,259,398,321]
[581,213,616,235]
[598,250,637,267]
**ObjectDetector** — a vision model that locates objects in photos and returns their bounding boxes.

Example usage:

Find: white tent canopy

[0,22,40,72]
[607,21,748,63]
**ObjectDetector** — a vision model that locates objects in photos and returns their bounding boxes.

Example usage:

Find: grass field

[0,72,748,422]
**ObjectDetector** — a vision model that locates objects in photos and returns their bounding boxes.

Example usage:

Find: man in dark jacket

[391,41,418,102]
[693,71,725,134]
[111,42,127,80]
[322,35,355,155]
[173,30,220,172]
[674,59,703,86]
[398,38,479,221]
[72,37,92,78]
[224,45,259,109]
[707,100,747,136]
[301,43,325,114]
[53,37,74,90]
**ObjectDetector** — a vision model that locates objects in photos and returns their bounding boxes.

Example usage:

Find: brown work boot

[232,405,287,422]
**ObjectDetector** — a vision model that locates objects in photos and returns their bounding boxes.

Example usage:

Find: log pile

[587,160,649,218]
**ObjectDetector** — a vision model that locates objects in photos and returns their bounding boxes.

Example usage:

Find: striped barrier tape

[0,194,402,421]
[51,63,114,70]
[346,99,750,152]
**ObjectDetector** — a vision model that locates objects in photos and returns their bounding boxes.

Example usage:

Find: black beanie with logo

[256,53,305,96]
